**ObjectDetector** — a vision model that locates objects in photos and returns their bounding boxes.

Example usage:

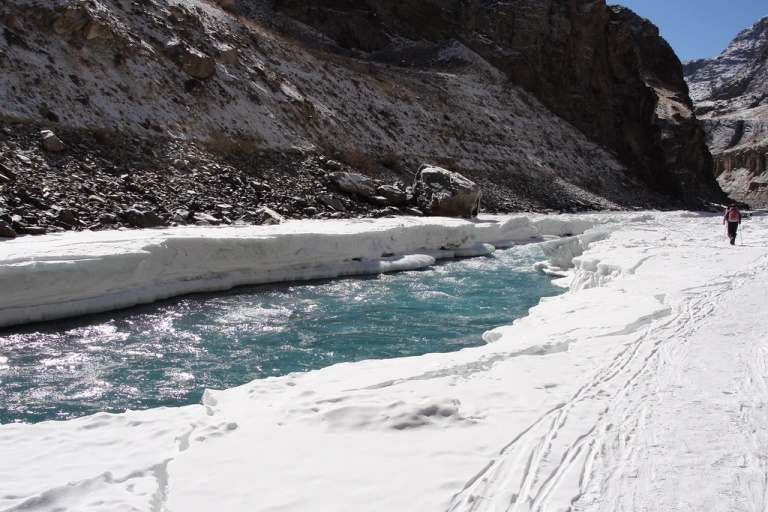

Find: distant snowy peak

[683,15,768,208]
[684,15,768,105]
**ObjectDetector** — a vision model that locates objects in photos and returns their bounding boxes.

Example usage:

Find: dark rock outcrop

[267,0,723,206]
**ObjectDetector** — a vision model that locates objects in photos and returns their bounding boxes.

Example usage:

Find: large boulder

[412,165,481,218]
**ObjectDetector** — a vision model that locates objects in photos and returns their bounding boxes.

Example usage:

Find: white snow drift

[2,211,768,512]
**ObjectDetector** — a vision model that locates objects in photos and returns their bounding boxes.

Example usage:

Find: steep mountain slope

[264,0,720,203]
[684,16,768,207]
[0,0,726,235]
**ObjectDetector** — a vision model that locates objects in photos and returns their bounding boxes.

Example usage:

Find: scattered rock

[400,207,424,217]
[173,209,191,223]
[18,190,51,210]
[192,212,221,225]
[321,159,343,171]
[98,213,119,225]
[0,220,16,238]
[253,206,285,225]
[120,209,166,228]
[330,171,377,197]
[376,184,408,205]
[0,162,16,179]
[57,209,79,225]
[41,130,66,152]
[368,195,390,207]
[17,225,47,235]
[317,194,346,212]
[373,206,401,217]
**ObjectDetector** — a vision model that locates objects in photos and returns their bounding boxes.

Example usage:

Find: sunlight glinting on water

[0,244,562,424]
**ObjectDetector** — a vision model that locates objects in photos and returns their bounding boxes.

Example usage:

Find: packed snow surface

[2,211,768,511]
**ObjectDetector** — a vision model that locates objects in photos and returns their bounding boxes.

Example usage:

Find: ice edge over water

[0,214,595,328]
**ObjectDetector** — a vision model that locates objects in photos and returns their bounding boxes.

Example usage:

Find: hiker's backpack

[729,208,739,222]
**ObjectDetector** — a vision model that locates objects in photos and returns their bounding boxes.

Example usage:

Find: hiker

[723,204,741,245]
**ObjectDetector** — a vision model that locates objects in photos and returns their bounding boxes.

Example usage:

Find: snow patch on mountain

[684,15,768,206]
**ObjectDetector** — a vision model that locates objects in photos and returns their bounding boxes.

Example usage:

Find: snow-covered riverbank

[2,211,768,511]
[0,214,592,328]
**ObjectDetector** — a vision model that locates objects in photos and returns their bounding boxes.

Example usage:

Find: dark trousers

[727,221,739,241]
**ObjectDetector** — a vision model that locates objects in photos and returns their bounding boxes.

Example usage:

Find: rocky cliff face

[684,16,768,207]
[0,0,727,235]
[265,0,721,203]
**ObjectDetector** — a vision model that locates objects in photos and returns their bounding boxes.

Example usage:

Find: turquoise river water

[0,244,562,424]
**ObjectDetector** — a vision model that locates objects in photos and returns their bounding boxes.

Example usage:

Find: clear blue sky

[613,1,767,61]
